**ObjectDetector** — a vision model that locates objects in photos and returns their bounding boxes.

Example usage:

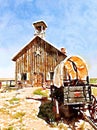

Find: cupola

[33,21,47,39]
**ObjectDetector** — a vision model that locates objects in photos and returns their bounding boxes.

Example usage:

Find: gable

[12,36,66,61]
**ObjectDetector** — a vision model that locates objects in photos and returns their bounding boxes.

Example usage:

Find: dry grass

[0,87,96,130]
[33,88,49,97]
[92,87,97,96]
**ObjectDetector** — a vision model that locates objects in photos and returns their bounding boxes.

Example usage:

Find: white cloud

[0,64,15,78]
[0,47,15,78]
[0,0,97,78]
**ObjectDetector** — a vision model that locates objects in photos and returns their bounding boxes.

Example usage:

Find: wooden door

[32,73,43,87]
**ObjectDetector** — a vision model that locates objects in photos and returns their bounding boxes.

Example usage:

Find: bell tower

[33,21,47,39]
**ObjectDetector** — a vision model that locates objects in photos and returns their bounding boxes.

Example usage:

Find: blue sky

[0,0,97,78]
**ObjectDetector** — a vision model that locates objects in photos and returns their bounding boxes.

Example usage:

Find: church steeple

[33,21,47,39]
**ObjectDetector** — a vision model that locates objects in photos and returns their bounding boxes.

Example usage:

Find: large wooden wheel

[89,95,97,121]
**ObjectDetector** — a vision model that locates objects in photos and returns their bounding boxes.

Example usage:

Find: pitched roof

[12,36,66,61]
[33,21,47,30]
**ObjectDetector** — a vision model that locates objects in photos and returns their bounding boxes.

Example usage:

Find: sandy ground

[0,87,58,130]
[0,87,96,130]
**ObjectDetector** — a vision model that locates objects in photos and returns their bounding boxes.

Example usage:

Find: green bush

[38,101,55,123]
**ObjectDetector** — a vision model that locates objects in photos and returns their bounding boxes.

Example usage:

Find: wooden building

[12,21,66,87]
[0,78,15,88]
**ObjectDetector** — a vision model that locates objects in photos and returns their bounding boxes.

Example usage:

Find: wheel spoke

[89,95,97,120]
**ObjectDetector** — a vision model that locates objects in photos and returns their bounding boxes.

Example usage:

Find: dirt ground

[0,87,96,130]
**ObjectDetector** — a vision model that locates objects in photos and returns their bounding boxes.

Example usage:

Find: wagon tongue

[74,91,81,97]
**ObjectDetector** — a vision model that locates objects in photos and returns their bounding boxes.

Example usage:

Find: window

[21,73,27,80]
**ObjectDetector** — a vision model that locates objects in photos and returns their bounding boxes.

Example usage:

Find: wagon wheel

[92,105,97,121]
[88,95,97,121]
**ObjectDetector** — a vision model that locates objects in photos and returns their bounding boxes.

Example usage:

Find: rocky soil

[0,87,96,130]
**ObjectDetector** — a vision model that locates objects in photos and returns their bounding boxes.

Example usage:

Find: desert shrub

[33,88,49,97]
[38,101,55,123]
[9,97,20,104]
[12,111,25,119]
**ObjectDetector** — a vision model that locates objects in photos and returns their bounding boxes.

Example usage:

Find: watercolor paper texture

[0,0,97,129]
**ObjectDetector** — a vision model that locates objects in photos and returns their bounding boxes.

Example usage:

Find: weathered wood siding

[14,37,66,87]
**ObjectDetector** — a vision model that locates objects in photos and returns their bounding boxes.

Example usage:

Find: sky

[0,0,97,78]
